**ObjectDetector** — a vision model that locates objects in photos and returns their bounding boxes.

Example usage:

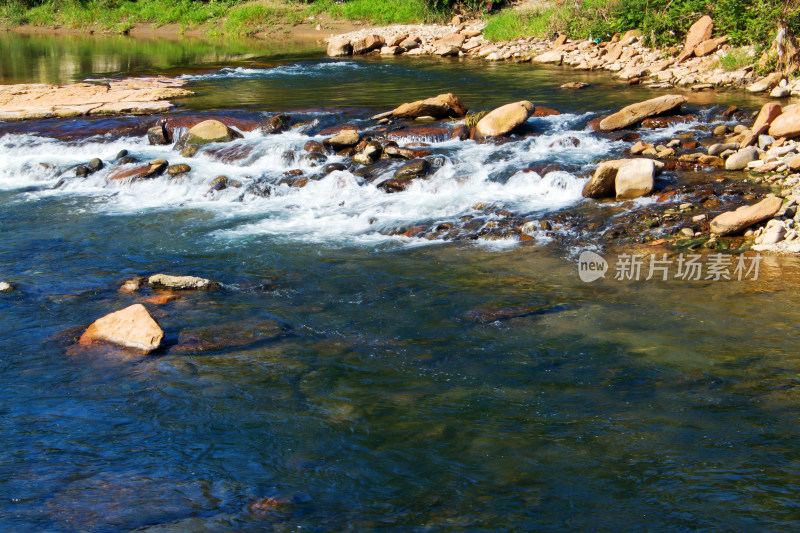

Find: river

[2,32,800,531]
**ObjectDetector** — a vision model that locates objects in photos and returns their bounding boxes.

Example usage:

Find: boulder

[352,34,385,55]
[533,51,563,64]
[79,304,163,354]
[147,124,170,145]
[327,37,352,57]
[475,101,535,138]
[724,146,760,170]
[693,38,719,57]
[167,163,190,176]
[106,160,167,181]
[148,274,220,290]
[677,16,713,62]
[769,106,800,138]
[323,129,361,150]
[615,159,655,199]
[261,114,291,134]
[709,197,783,235]
[380,46,402,55]
[393,159,431,181]
[400,37,420,50]
[174,119,241,150]
[0,282,13,293]
[752,103,783,133]
[748,72,784,93]
[598,95,687,132]
[391,93,468,120]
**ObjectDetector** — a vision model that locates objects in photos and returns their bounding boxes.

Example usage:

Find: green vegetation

[717,46,756,71]
[484,0,800,50]
[0,0,500,33]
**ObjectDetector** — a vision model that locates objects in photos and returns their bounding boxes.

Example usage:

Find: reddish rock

[106,161,166,181]
[677,16,713,62]
[391,93,468,120]
[768,106,800,138]
[640,115,695,129]
[143,294,181,305]
[753,103,783,133]
[79,304,163,353]
[531,106,561,117]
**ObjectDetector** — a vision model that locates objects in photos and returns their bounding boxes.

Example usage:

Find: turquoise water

[2,33,800,532]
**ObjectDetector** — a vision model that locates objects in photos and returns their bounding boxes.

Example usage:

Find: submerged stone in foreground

[599,95,687,132]
[79,304,163,354]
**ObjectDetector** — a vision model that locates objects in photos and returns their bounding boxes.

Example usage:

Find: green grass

[482,9,556,42]
[327,0,433,24]
[223,4,303,35]
[717,47,756,71]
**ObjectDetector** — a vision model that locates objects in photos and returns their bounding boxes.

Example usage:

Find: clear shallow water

[2,34,800,532]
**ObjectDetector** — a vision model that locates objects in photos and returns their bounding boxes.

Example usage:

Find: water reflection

[0,32,324,84]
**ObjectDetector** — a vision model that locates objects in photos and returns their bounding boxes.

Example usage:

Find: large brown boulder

[752,103,783,133]
[391,93,468,120]
[615,159,655,199]
[769,106,800,138]
[598,95,687,132]
[677,16,713,62]
[323,129,361,150]
[352,34,385,55]
[174,119,241,150]
[475,101,535,138]
[79,304,163,353]
[709,197,783,235]
[327,37,352,57]
[582,158,658,199]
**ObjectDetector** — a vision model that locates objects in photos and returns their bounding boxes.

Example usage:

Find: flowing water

[3,33,800,531]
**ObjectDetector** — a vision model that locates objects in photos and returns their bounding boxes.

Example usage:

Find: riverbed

[3,32,800,531]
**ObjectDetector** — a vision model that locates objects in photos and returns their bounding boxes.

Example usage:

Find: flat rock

[709,197,783,235]
[599,95,687,132]
[475,101,534,138]
[323,129,361,150]
[79,304,163,354]
[533,51,563,64]
[391,93,468,119]
[148,274,220,290]
[0,77,192,121]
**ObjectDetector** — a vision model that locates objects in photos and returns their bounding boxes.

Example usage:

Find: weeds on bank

[717,47,755,71]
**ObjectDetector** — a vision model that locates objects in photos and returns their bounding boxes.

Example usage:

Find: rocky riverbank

[326,15,796,98]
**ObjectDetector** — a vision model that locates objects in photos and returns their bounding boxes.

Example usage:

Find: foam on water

[0,113,621,246]
[180,60,383,81]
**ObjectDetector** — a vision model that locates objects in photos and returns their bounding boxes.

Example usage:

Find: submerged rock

[78,303,163,354]
[599,95,687,132]
[148,274,220,290]
[475,101,535,138]
[709,197,783,235]
[0,282,13,293]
